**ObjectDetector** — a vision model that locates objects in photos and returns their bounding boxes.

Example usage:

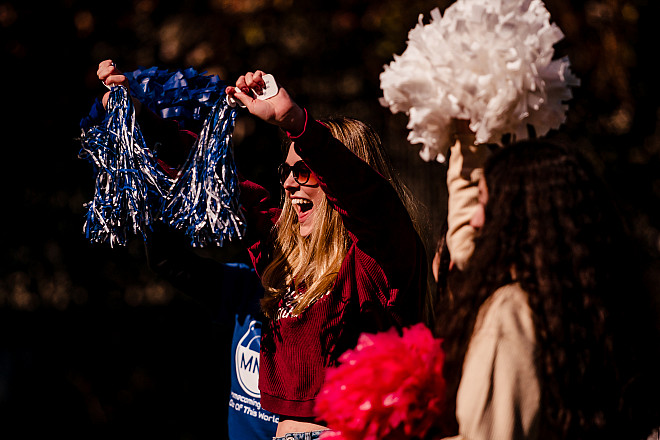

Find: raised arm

[227,71,422,269]
[445,121,491,271]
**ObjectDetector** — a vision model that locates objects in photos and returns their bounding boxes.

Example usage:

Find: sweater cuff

[286,108,308,139]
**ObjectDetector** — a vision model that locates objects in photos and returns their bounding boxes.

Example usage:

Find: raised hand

[226,70,306,135]
[97,59,129,108]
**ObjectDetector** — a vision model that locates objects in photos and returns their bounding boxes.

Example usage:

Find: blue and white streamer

[162,99,246,247]
[79,86,173,247]
[79,67,245,247]
[125,66,224,132]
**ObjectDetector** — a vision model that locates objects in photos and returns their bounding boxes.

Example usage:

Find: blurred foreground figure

[435,139,660,440]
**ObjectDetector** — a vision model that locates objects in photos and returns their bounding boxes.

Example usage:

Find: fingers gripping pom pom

[379,0,580,163]
[315,324,446,440]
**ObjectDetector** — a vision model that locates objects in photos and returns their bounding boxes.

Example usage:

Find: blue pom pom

[162,97,247,247]
[79,67,246,248]
[79,86,174,247]
[125,66,225,133]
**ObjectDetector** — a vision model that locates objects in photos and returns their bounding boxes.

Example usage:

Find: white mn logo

[235,320,261,398]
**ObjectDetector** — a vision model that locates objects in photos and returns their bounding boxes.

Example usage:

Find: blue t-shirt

[229,314,279,440]
[221,263,278,440]
[145,235,279,439]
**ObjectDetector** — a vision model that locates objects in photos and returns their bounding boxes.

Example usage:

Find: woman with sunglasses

[225,71,427,439]
[95,61,426,439]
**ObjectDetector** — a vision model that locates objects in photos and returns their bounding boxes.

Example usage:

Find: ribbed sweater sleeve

[292,119,423,303]
[237,177,281,275]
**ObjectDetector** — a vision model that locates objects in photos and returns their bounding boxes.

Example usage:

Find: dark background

[1,0,659,438]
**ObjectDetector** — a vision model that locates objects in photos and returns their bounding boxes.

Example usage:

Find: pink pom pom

[315,323,446,440]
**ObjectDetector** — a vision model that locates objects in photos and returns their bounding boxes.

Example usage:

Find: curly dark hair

[435,139,660,439]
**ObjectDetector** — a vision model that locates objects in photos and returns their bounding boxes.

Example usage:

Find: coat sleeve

[445,134,491,271]
[453,285,540,440]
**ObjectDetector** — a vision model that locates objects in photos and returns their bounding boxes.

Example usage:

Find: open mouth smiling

[292,198,314,214]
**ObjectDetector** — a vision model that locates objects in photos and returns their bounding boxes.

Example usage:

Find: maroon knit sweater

[239,117,427,419]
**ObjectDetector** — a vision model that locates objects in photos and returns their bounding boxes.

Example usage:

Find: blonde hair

[260,117,421,318]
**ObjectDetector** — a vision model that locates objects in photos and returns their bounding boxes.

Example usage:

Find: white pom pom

[379,0,580,162]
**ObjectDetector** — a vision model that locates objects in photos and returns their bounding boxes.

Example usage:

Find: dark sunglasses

[278,160,314,186]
